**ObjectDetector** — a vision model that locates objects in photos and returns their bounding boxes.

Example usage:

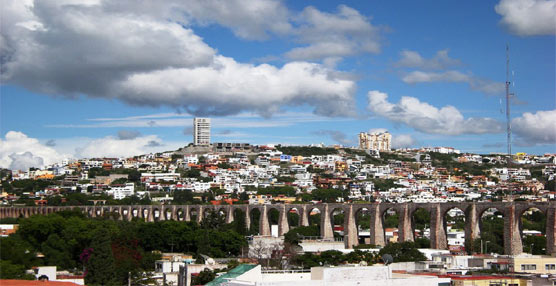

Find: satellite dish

[382,254,393,266]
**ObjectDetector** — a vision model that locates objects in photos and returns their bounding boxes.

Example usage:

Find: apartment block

[193,117,211,146]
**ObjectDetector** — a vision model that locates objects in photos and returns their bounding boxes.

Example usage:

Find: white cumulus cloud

[395,50,461,70]
[285,5,382,62]
[392,134,417,149]
[402,71,505,95]
[75,135,170,158]
[116,56,356,117]
[495,0,556,36]
[395,50,504,95]
[0,131,69,170]
[366,90,504,135]
[1,0,357,117]
[512,109,556,145]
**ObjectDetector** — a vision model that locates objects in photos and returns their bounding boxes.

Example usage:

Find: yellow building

[290,156,304,164]
[511,255,556,275]
[35,173,55,180]
[335,161,347,172]
[272,196,297,204]
[451,276,527,286]
[515,152,527,160]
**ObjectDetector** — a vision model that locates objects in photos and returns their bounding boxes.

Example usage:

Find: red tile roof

[0,280,84,286]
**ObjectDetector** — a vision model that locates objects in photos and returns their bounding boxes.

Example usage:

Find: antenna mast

[505,44,513,200]
[505,44,512,164]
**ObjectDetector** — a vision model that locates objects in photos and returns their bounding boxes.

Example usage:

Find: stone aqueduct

[2,202,556,256]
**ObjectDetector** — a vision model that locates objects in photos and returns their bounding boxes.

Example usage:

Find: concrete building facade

[193,118,211,146]
[359,131,391,152]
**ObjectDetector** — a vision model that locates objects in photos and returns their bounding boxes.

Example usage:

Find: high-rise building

[193,118,211,146]
[359,131,391,152]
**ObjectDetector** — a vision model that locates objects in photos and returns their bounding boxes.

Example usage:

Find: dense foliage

[378,241,427,262]
[276,146,338,156]
[0,210,247,283]
[293,250,376,268]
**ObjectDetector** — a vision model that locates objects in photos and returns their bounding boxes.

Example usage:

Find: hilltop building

[193,118,211,146]
[359,131,391,152]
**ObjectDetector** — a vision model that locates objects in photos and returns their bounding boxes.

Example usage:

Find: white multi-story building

[108,183,135,200]
[183,154,199,164]
[193,117,211,146]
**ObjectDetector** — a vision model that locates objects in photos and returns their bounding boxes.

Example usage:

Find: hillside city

[1,118,556,286]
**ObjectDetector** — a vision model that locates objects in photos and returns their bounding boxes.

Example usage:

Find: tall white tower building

[193,118,211,146]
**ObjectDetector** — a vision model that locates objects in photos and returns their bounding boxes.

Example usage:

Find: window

[546,264,556,270]
[521,264,537,271]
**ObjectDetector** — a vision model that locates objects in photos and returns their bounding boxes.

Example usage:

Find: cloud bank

[1,0,357,117]
[396,50,504,95]
[0,130,184,170]
[285,5,382,62]
[313,130,353,145]
[495,0,556,36]
[392,134,417,149]
[367,90,504,135]
[0,131,68,171]
[395,50,460,70]
[512,109,556,146]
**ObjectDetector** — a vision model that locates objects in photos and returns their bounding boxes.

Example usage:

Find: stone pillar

[546,207,556,256]
[465,203,480,253]
[504,204,523,255]
[300,205,309,227]
[320,204,334,240]
[125,206,132,221]
[226,206,234,224]
[245,207,251,230]
[155,207,162,221]
[112,206,124,220]
[196,206,203,224]
[398,204,414,242]
[278,205,289,236]
[184,206,191,222]
[344,205,358,248]
[259,206,271,236]
[147,207,155,222]
[430,204,447,250]
[370,204,386,246]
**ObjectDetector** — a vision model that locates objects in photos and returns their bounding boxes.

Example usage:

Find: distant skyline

[1,0,555,170]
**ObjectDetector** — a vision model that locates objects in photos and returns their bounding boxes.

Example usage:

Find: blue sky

[1,0,555,169]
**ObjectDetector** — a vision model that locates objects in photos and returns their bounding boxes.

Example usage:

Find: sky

[1,0,555,170]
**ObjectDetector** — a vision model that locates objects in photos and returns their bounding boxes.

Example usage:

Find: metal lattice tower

[506,44,512,165]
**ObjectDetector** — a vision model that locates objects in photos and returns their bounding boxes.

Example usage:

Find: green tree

[173,190,195,204]
[378,242,426,262]
[42,233,74,269]
[192,268,217,285]
[284,225,320,245]
[0,260,36,280]
[111,178,128,185]
[311,189,346,203]
[0,235,40,269]
[85,227,118,286]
